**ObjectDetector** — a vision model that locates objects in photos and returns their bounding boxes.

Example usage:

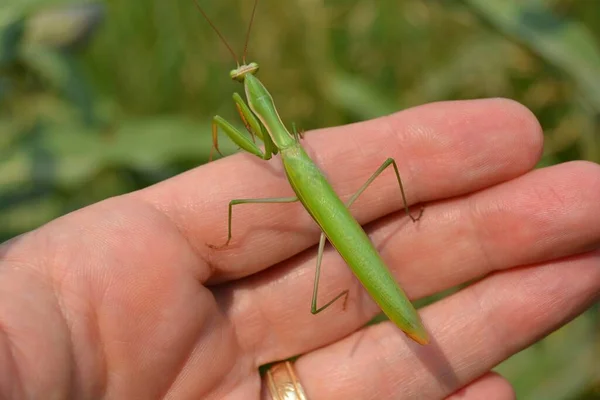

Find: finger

[222,161,600,359]
[135,99,543,282]
[366,160,600,298]
[260,369,515,400]
[446,372,515,400]
[289,251,599,400]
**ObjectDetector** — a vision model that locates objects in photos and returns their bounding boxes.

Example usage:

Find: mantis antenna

[193,0,260,67]
[242,0,259,64]
[192,0,240,66]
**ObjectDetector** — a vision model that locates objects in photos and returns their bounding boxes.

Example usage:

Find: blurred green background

[1,0,599,398]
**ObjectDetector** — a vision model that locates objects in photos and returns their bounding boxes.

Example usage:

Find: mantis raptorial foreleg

[310,157,423,314]
[211,93,275,160]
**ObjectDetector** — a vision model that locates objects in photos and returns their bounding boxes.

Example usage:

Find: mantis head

[230,62,259,82]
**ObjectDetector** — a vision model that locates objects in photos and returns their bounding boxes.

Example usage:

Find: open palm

[1,99,599,399]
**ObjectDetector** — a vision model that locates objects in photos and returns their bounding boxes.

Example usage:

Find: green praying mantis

[196,0,429,345]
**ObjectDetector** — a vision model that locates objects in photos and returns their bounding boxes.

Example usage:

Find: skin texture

[0,98,599,399]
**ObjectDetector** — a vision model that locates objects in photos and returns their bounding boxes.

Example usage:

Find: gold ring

[266,360,308,400]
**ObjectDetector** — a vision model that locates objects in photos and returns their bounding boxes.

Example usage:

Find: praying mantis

[197,0,429,345]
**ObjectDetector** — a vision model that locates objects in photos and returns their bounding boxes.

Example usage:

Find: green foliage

[1,0,599,397]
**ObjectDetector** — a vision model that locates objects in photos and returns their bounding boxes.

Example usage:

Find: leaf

[0,116,237,189]
[327,71,398,120]
[462,0,600,111]
[0,15,25,66]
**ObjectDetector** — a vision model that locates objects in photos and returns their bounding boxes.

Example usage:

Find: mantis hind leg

[310,157,422,315]
[209,197,299,249]
[311,231,349,315]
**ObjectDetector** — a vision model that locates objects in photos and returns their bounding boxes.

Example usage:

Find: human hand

[1,99,598,399]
